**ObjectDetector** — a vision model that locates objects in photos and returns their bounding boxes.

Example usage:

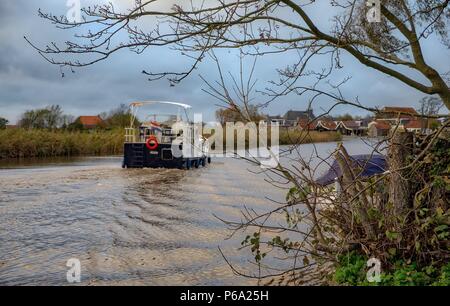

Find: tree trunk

[335,145,376,240]
[388,131,414,215]
[438,90,450,112]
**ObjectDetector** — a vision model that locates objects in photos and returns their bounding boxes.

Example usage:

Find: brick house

[376,107,418,121]
[75,116,105,129]
[368,120,391,137]
[315,120,337,132]
[336,120,367,136]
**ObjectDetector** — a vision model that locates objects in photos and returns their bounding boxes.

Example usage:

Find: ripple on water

[0,141,375,285]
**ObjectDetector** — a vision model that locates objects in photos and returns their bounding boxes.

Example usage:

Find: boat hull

[122,143,208,169]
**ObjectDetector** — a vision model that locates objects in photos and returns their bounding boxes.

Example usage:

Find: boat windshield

[142,114,180,128]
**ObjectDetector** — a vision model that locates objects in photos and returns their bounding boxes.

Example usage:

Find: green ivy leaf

[386,231,400,241]
[388,248,397,256]
[434,224,448,233]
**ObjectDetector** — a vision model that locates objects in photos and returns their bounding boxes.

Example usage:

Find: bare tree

[418,96,445,130]
[26,0,450,111]
[26,0,450,285]
[419,97,445,116]
[104,104,136,128]
[61,114,75,129]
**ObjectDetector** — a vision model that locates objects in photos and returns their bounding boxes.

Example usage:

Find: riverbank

[0,128,342,159]
[0,128,123,159]
[278,129,342,145]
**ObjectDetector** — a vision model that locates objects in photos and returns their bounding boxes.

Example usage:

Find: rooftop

[404,119,425,129]
[370,120,391,130]
[284,110,315,121]
[317,120,337,130]
[78,116,104,126]
[339,120,361,129]
[382,107,418,115]
[297,118,316,130]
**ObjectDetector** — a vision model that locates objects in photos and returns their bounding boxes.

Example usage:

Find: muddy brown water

[0,139,380,285]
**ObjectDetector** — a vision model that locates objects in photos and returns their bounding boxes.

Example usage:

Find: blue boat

[316,154,387,186]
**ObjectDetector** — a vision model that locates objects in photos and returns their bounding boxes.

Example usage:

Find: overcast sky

[1,0,449,124]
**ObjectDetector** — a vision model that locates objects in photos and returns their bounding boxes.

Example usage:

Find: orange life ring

[146,136,159,150]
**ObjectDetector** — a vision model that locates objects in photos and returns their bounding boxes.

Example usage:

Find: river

[0,138,381,285]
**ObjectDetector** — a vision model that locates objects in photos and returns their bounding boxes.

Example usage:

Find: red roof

[405,119,424,129]
[339,120,360,129]
[371,120,391,130]
[316,120,337,130]
[78,116,104,126]
[297,118,316,130]
[382,107,418,116]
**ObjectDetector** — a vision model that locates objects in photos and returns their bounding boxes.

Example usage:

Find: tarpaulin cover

[316,154,387,186]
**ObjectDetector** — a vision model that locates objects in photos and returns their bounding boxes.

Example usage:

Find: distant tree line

[99,104,138,128]
[215,104,265,125]
[19,105,69,129]
[13,104,135,130]
[215,98,445,124]
[214,105,372,124]
[0,117,8,129]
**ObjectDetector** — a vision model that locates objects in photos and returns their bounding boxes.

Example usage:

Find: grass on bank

[207,128,343,149]
[278,129,342,145]
[0,128,342,159]
[0,128,124,159]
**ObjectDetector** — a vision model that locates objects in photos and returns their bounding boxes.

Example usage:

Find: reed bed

[205,127,342,151]
[0,128,342,159]
[278,129,342,145]
[0,129,124,159]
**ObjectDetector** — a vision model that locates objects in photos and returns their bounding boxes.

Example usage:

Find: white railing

[125,128,136,143]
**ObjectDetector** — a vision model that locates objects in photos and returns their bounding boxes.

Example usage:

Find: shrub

[334,252,450,286]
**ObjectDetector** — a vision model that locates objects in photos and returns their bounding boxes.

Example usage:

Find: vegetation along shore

[1,104,343,159]
[0,128,124,159]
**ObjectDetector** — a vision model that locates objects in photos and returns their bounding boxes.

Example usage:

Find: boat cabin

[122,101,210,169]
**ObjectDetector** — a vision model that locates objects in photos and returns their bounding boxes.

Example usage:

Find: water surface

[0,138,380,285]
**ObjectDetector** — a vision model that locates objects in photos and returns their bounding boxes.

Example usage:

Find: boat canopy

[128,100,192,128]
[316,154,387,186]
[130,101,192,109]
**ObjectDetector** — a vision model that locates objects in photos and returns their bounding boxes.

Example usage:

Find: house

[368,117,430,137]
[76,116,105,129]
[404,119,426,133]
[377,106,418,117]
[266,115,287,126]
[297,118,316,130]
[368,120,391,137]
[367,106,422,137]
[376,107,418,124]
[265,109,315,127]
[336,120,366,136]
[5,125,18,129]
[315,120,337,132]
[360,117,374,128]
[285,109,315,126]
